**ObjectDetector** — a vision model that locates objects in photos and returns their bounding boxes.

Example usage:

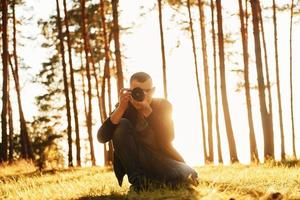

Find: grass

[1,160,300,200]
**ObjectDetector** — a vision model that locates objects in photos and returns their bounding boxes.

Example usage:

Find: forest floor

[1,160,300,200]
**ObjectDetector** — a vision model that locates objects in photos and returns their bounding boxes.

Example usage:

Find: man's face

[130,78,155,104]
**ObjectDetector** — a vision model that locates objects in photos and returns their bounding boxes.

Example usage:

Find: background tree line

[1,0,300,168]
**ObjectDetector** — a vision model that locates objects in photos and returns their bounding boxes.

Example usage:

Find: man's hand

[118,88,131,111]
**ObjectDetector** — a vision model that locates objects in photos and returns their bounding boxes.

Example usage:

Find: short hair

[130,72,151,83]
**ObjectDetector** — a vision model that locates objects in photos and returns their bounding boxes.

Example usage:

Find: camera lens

[131,87,145,102]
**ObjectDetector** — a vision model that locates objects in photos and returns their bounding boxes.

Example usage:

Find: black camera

[131,87,145,102]
[122,87,145,102]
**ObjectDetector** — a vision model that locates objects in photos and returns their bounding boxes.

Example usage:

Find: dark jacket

[97,98,185,186]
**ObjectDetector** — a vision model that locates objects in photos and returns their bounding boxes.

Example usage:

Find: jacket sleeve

[97,117,118,143]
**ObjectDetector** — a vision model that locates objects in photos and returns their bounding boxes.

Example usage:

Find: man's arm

[97,90,130,143]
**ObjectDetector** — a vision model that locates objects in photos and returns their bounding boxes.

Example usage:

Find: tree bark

[238,0,258,161]
[289,0,296,158]
[157,0,168,99]
[198,0,214,163]
[272,0,285,160]
[111,0,124,92]
[210,0,222,163]
[80,0,96,166]
[250,0,274,159]
[216,0,238,162]
[63,0,81,167]
[1,0,9,163]
[187,0,207,162]
[56,0,73,167]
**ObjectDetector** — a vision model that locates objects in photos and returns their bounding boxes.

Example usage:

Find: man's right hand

[118,88,131,111]
[110,88,131,125]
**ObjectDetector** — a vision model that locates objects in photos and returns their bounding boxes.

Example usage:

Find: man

[97,72,198,192]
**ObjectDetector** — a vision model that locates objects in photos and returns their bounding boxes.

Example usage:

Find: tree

[1,0,9,162]
[111,0,124,92]
[187,0,207,162]
[289,0,296,158]
[197,0,214,162]
[157,0,168,99]
[63,0,81,166]
[210,0,222,163]
[238,0,258,161]
[80,0,96,166]
[216,0,238,162]
[56,0,73,167]
[250,0,274,159]
[272,0,285,160]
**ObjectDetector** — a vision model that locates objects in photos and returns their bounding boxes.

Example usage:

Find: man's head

[130,72,155,104]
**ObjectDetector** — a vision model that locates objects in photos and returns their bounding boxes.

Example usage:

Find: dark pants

[112,118,197,188]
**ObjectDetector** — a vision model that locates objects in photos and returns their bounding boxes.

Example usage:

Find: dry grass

[1,161,300,200]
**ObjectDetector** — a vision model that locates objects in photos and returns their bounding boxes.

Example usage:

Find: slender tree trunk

[198,0,214,163]
[80,0,96,166]
[56,0,73,167]
[80,50,88,120]
[63,0,81,167]
[216,0,238,162]
[111,0,124,92]
[238,0,258,161]
[187,0,207,162]
[1,0,9,163]
[210,0,222,163]
[258,5,275,157]
[157,0,168,99]
[272,0,285,160]
[7,67,14,163]
[250,0,274,159]
[289,0,296,158]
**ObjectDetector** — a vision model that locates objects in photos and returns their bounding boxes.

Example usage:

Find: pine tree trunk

[250,0,274,159]
[238,0,258,161]
[157,0,168,99]
[80,0,96,166]
[210,0,222,163]
[198,0,214,163]
[111,0,124,92]
[216,0,238,162]
[1,0,9,163]
[258,5,275,157]
[63,0,81,167]
[7,67,14,163]
[56,0,73,167]
[80,49,89,120]
[187,0,207,162]
[272,0,285,160]
[289,0,296,158]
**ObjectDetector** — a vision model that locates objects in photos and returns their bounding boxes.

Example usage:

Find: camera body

[123,87,145,102]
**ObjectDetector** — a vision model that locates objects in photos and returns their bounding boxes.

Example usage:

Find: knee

[112,118,134,142]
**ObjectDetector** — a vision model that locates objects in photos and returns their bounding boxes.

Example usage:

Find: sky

[3,0,300,167]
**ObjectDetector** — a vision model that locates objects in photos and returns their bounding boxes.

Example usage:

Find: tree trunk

[216,0,238,162]
[258,5,275,156]
[7,66,14,163]
[80,50,89,121]
[56,0,73,167]
[1,0,9,163]
[210,0,222,163]
[289,0,296,158]
[198,0,214,163]
[63,0,81,167]
[238,0,258,161]
[187,0,207,162]
[272,0,285,160]
[250,0,274,159]
[111,0,124,92]
[80,0,96,166]
[157,0,168,99]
